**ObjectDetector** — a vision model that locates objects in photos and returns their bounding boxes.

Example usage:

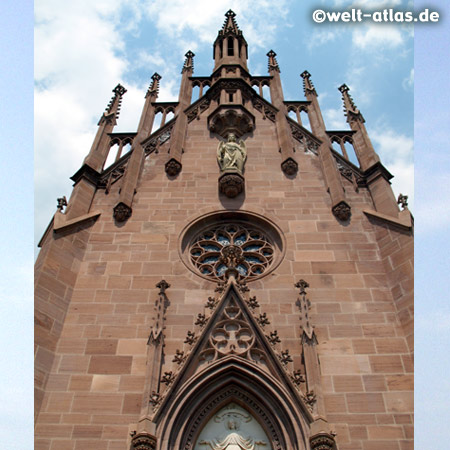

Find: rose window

[189,224,274,281]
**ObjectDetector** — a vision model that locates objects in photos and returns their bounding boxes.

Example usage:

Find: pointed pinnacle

[113,83,127,97]
[338,83,363,121]
[156,279,170,294]
[300,71,316,96]
[146,73,161,98]
[222,9,240,34]
[182,50,195,73]
[267,50,280,72]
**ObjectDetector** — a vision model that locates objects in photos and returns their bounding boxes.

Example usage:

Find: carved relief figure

[197,404,269,450]
[217,133,247,174]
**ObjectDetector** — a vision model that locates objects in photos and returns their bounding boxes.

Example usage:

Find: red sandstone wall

[35,109,413,450]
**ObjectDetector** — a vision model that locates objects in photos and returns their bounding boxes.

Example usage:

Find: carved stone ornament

[113,202,132,222]
[199,295,266,365]
[397,193,408,209]
[165,158,182,176]
[208,106,255,138]
[131,432,157,450]
[310,432,336,450]
[332,201,351,221]
[281,157,298,176]
[56,196,67,212]
[219,172,245,198]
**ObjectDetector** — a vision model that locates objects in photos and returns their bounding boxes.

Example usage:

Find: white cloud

[323,107,348,129]
[143,0,289,52]
[352,24,405,49]
[402,68,414,90]
[370,128,414,209]
[308,29,342,49]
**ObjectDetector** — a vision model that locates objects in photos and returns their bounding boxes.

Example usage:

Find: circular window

[180,211,284,282]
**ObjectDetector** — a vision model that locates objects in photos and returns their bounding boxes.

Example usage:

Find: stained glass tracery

[190,224,274,281]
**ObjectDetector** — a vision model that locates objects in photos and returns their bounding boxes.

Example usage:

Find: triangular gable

[152,277,313,422]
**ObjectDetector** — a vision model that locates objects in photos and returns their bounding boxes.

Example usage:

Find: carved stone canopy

[208,105,255,138]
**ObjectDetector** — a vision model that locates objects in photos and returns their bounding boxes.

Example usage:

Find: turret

[213,10,248,72]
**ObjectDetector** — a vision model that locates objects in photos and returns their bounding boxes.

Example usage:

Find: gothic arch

[155,356,311,450]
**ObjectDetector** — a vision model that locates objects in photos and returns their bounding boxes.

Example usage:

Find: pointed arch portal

[152,281,312,450]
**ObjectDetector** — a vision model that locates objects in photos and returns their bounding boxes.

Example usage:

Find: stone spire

[146,72,161,98]
[300,71,351,221]
[266,50,297,176]
[64,83,127,220]
[102,83,126,123]
[113,73,162,222]
[213,10,248,71]
[338,83,364,123]
[301,70,317,97]
[165,51,195,177]
[221,9,241,35]
[338,83,400,216]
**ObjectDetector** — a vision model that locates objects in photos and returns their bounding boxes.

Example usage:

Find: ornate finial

[156,280,170,294]
[397,193,408,209]
[296,279,316,341]
[56,196,67,212]
[267,50,280,72]
[300,71,317,96]
[182,50,195,73]
[146,72,161,98]
[103,83,127,123]
[221,9,241,35]
[113,83,127,97]
[338,83,364,123]
[295,279,309,295]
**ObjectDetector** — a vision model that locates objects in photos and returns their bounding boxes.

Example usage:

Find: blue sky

[0,0,447,447]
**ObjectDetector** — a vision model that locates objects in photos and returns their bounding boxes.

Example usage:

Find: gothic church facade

[35,11,413,450]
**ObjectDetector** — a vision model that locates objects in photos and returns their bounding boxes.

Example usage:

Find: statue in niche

[217,133,247,175]
[198,404,268,450]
